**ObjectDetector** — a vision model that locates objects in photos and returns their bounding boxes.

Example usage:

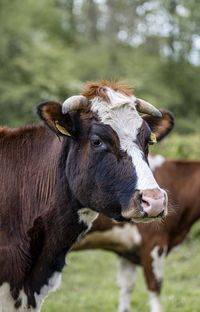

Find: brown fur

[82,80,133,101]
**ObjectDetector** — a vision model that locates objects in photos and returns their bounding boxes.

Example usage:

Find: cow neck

[23,139,87,295]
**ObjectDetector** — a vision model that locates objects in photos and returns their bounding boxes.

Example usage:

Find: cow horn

[135,98,162,117]
[62,95,88,114]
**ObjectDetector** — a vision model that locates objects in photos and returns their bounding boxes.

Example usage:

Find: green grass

[42,222,200,312]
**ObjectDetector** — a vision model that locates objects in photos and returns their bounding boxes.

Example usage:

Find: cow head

[38,81,174,223]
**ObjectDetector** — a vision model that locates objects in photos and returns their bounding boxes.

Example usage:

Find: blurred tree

[86,0,99,43]
[0,0,199,131]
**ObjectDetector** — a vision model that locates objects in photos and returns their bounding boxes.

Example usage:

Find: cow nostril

[141,198,150,206]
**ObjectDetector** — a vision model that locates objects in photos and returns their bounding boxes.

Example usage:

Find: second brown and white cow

[0,81,173,311]
[73,155,200,312]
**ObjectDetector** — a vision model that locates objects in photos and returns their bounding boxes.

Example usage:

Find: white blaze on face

[91,87,160,191]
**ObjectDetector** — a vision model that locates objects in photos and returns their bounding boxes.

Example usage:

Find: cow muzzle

[122,188,167,222]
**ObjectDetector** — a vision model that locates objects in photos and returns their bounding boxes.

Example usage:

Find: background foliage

[1,0,200,137]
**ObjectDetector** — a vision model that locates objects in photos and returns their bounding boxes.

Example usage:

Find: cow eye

[92,139,102,146]
[90,135,104,148]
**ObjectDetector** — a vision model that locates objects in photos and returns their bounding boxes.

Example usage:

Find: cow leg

[141,245,167,312]
[117,257,137,312]
[148,291,162,312]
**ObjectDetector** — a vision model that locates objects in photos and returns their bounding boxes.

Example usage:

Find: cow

[73,155,200,312]
[0,81,174,311]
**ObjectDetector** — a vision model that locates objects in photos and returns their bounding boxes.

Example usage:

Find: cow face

[38,81,174,223]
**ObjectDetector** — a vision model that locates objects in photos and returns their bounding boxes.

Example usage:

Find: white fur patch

[151,245,167,282]
[113,224,142,248]
[73,223,142,253]
[131,225,142,245]
[117,258,137,312]
[91,87,160,191]
[78,208,99,231]
[34,271,61,309]
[0,283,29,312]
[0,283,16,312]
[0,272,61,312]
[148,155,165,172]
[149,291,163,312]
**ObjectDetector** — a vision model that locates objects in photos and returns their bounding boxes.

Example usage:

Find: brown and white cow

[0,81,174,311]
[73,155,200,312]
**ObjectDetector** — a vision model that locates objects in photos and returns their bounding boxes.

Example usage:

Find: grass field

[42,221,200,312]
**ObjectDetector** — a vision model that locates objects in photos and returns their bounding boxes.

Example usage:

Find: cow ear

[37,101,73,137]
[142,110,174,142]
